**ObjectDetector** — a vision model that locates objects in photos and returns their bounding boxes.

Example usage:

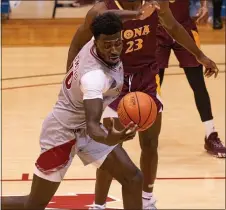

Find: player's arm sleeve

[80,70,106,100]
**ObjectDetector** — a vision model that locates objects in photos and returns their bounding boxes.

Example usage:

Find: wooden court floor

[1,45,225,209]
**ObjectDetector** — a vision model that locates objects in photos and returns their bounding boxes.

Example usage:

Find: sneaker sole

[204,145,226,158]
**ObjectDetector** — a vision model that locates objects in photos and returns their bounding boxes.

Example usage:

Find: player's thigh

[35,113,76,182]
[100,144,142,185]
[138,113,162,150]
[24,174,61,209]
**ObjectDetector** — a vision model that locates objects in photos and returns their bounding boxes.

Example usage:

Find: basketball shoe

[89,204,106,209]
[205,132,226,158]
[143,195,157,209]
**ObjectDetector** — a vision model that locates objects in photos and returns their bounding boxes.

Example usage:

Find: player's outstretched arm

[157,1,219,78]
[66,4,100,71]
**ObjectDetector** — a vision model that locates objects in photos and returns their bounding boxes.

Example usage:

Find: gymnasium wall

[1,0,225,46]
[3,0,226,19]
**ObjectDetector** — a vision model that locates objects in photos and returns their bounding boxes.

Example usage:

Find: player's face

[95,32,123,65]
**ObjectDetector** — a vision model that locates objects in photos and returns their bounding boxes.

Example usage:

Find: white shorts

[34,112,116,182]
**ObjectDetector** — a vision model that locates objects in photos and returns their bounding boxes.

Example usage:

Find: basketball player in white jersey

[2,13,146,210]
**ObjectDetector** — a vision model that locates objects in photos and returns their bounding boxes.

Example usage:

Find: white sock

[142,191,153,199]
[204,120,216,138]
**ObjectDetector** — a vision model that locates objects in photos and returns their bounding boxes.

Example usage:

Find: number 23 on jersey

[125,39,144,54]
[121,25,151,54]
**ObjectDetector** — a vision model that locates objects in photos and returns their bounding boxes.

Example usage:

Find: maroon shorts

[156,24,200,69]
[109,63,163,112]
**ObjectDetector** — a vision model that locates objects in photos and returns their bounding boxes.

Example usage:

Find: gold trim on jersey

[114,0,145,10]
[155,74,161,96]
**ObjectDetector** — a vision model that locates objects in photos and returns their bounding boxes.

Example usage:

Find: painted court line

[1,173,225,182]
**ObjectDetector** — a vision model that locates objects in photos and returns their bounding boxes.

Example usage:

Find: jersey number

[65,58,79,89]
[65,71,73,90]
[125,39,143,54]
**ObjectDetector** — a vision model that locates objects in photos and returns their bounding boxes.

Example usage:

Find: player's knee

[24,200,46,210]
[122,169,143,191]
[139,134,159,152]
[130,169,143,190]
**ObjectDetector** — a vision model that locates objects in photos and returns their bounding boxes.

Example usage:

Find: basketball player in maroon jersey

[156,0,225,159]
[65,1,219,209]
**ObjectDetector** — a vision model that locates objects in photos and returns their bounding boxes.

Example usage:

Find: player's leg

[1,196,28,209]
[24,174,61,209]
[24,137,76,209]
[90,106,125,209]
[93,116,124,208]
[183,66,225,157]
[135,67,163,209]
[2,113,77,210]
[139,113,162,209]
[100,144,143,209]
[2,148,73,210]
[1,177,60,210]
[93,168,113,208]
[92,118,162,210]
[28,113,78,208]
[173,27,225,158]
[77,119,143,209]
[213,0,223,29]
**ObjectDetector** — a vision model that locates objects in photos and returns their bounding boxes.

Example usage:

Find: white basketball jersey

[52,39,124,129]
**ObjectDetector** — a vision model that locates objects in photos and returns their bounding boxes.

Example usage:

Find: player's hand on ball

[105,118,137,146]
[196,54,219,78]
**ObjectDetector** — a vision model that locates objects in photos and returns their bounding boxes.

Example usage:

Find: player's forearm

[67,26,92,72]
[165,22,204,59]
[67,34,83,71]
[102,10,140,21]
[87,123,108,145]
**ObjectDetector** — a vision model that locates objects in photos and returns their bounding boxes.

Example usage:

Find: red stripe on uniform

[35,139,76,173]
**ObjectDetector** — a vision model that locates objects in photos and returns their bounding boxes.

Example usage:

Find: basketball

[117,92,157,131]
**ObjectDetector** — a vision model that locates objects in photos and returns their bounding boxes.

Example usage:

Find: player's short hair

[91,12,123,39]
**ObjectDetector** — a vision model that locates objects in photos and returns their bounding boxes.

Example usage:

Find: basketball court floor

[1,43,225,209]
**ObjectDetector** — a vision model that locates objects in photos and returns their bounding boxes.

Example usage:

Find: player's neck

[117,0,143,11]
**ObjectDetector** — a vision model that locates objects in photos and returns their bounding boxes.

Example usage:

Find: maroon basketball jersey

[169,0,195,27]
[104,0,158,74]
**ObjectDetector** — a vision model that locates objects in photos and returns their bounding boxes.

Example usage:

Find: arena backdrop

[1,0,226,20]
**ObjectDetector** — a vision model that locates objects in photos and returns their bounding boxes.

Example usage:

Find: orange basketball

[117,92,157,131]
